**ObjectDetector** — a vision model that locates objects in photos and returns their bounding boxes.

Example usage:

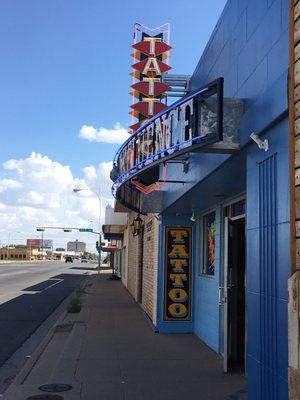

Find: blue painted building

[112,1,290,398]
[155,0,289,398]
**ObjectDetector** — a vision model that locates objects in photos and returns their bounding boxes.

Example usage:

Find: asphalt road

[0,260,93,366]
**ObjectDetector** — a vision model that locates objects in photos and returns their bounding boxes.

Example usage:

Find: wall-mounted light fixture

[190,210,196,222]
[130,214,144,236]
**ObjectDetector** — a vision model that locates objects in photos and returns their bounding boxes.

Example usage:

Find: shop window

[23,254,26,259]
[202,211,216,276]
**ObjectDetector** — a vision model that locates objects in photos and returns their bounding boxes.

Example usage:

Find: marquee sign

[111,78,223,197]
[164,227,192,321]
[130,27,171,134]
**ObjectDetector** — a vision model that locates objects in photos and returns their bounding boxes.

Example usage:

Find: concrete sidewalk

[4,273,246,400]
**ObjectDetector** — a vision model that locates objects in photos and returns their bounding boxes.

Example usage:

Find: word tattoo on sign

[164,227,192,321]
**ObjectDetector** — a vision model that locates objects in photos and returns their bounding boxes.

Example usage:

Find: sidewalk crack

[73,324,87,380]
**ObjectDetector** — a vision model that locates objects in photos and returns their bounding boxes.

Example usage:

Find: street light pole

[41,230,44,259]
[36,228,45,259]
[98,230,101,274]
[73,187,102,274]
[7,233,10,260]
[97,190,102,275]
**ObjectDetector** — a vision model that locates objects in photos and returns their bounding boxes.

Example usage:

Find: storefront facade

[112,1,290,398]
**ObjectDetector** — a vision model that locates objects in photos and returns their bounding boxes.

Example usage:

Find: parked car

[65,256,73,263]
[81,256,88,263]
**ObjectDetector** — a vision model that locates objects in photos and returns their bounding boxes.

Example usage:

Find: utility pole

[41,229,44,259]
[98,230,101,274]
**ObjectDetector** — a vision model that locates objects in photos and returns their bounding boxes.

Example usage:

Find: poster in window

[203,212,216,276]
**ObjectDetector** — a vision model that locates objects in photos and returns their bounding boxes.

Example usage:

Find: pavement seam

[73,322,87,381]
[79,381,83,399]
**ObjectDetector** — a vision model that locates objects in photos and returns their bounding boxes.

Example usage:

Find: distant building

[105,204,127,225]
[26,239,53,249]
[0,247,39,261]
[67,240,86,253]
[52,250,66,261]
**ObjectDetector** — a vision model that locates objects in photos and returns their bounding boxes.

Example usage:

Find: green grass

[67,287,86,313]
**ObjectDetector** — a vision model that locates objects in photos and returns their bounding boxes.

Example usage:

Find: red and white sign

[132,57,171,77]
[130,29,171,135]
[131,100,167,118]
[133,39,171,56]
[131,81,170,97]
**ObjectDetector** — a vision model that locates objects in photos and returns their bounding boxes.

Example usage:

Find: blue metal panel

[246,0,268,39]
[156,207,222,352]
[239,72,288,147]
[162,0,288,211]
[281,0,289,32]
[193,208,221,353]
[247,291,261,361]
[247,120,289,400]
[245,58,268,108]
[162,152,229,212]
[267,29,288,86]
[247,228,260,293]
[259,154,279,400]
[232,10,247,57]
[247,355,262,399]
[154,1,290,398]
[163,151,246,215]
[251,0,282,61]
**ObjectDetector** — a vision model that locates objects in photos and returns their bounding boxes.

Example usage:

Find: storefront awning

[101,245,117,253]
[102,224,125,240]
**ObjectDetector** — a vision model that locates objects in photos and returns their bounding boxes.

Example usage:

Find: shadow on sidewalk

[0,273,88,367]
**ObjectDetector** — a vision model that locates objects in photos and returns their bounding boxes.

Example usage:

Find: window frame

[200,209,217,277]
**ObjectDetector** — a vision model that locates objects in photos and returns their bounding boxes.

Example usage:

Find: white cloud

[0,179,23,193]
[0,152,115,251]
[78,122,130,144]
[20,191,45,206]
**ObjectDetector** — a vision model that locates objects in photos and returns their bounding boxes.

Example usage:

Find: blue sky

[0,0,227,173]
[0,0,227,249]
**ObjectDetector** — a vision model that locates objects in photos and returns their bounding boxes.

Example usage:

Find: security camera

[250,132,269,152]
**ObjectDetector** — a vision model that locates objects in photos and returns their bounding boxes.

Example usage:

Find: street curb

[0,260,52,265]
[5,276,94,390]
[12,308,68,385]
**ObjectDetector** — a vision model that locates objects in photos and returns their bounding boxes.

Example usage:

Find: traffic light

[96,241,99,249]
[36,228,45,232]
[63,229,72,232]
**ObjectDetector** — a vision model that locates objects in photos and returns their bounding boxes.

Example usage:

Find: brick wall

[123,212,159,324]
[141,215,159,323]
[126,211,141,301]
[121,224,129,287]
[289,1,300,396]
